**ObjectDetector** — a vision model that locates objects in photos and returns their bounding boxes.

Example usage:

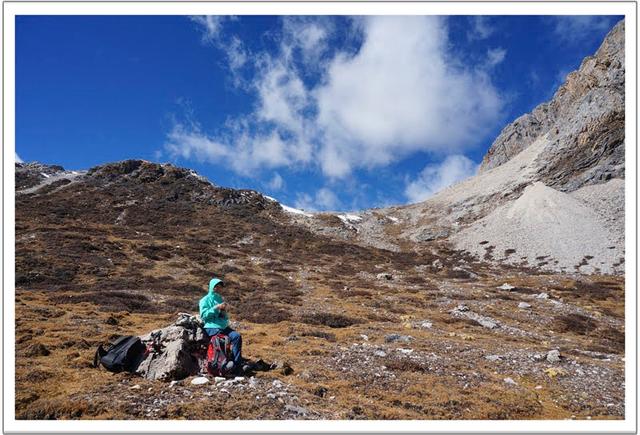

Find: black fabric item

[95,335,145,373]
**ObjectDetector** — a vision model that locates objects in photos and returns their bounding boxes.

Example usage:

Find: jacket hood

[208,278,223,294]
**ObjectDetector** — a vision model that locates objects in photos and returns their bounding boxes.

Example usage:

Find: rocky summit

[14,21,625,420]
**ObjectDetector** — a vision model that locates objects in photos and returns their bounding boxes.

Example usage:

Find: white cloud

[294,187,341,211]
[15,152,23,163]
[315,16,503,176]
[468,16,494,40]
[190,16,226,42]
[486,47,507,67]
[405,154,478,203]
[169,16,504,182]
[550,16,614,44]
[267,172,284,191]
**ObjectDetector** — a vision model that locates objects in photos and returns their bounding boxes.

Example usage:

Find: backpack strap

[93,344,106,368]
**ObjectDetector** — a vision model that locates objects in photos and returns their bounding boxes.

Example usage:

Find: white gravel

[452,181,624,274]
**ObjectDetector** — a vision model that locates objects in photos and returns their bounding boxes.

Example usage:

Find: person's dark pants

[205,326,243,366]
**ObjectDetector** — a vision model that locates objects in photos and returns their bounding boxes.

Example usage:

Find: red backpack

[206,333,233,377]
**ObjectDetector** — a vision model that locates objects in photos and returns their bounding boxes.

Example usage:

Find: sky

[15,15,622,211]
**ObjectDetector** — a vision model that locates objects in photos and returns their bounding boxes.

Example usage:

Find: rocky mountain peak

[478,19,625,191]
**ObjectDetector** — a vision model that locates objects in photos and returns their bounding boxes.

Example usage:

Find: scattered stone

[418,321,433,329]
[432,259,443,269]
[130,384,141,390]
[546,350,561,363]
[504,377,517,385]
[169,380,179,388]
[485,355,502,362]
[190,376,209,385]
[214,377,225,383]
[535,293,549,299]
[518,302,532,309]
[376,273,393,281]
[285,404,308,416]
[360,334,369,341]
[397,348,414,354]
[384,334,413,343]
[532,354,545,362]
[374,350,387,358]
[454,304,470,312]
[497,283,515,291]
[535,385,543,390]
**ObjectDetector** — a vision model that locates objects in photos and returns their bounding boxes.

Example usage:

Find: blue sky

[16,15,622,211]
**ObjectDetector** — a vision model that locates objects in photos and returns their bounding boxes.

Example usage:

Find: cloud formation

[550,16,614,44]
[405,154,478,203]
[172,16,504,180]
[294,187,341,211]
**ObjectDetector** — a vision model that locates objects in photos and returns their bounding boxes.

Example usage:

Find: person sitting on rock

[199,277,246,374]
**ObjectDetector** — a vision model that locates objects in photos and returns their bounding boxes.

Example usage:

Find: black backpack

[93,335,145,373]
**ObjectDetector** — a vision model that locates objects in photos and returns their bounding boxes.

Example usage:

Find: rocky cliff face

[479,20,624,191]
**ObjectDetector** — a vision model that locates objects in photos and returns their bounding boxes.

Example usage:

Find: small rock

[454,304,470,312]
[190,376,209,385]
[532,353,544,362]
[214,377,225,383]
[503,377,517,385]
[376,273,393,281]
[419,321,433,329]
[285,404,308,416]
[397,348,414,354]
[535,293,549,299]
[546,350,561,363]
[360,334,369,341]
[234,376,245,381]
[220,388,230,394]
[169,380,179,388]
[535,385,543,390]
[374,350,387,357]
[518,302,532,309]
[432,259,443,269]
[497,283,515,291]
[485,355,502,362]
[385,334,413,343]
[130,384,141,390]
[267,393,276,400]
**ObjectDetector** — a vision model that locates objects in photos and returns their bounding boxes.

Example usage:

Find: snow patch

[40,172,50,178]
[338,214,362,224]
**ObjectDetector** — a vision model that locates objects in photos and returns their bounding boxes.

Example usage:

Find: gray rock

[497,283,515,291]
[485,355,502,362]
[136,316,210,381]
[285,404,308,416]
[374,350,387,358]
[190,376,209,385]
[547,349,562,363]
[518,302,532,309]
[376,273,393,280]
[503,377,517,385]
[535,293,549,299]
[384,334,413,343]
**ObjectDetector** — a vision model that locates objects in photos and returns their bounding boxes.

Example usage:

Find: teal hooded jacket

[199,278,229,330]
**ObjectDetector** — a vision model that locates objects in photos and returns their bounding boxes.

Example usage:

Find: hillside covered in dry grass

[14,160,624,420]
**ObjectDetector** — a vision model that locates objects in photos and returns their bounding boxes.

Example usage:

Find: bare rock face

[479,20,625,192]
